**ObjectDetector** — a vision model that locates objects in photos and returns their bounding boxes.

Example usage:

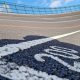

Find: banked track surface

[0,12,80,80]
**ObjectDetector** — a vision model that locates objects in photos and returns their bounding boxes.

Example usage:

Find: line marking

[0,30,80,58]
[0,61,68,80]
[0,30,80,80]
[0,18,80,23]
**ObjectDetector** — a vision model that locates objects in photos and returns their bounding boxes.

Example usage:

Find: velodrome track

[0,12,80,80]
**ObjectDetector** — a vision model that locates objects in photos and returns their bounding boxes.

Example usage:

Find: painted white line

[0,30,80,58]
[0,30,80,80]
[0,18,80,23]
[51,30,80,39]
[0,61,68,80]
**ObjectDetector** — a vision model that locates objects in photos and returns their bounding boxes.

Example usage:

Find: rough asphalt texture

[0,12,80,80]
[0,36,80,80]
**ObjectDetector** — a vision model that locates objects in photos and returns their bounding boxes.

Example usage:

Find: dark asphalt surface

[0,12,80,80]
[0,35,80,80]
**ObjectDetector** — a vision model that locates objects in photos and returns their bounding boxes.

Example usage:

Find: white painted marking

[34,46,80,72]
[50,30,80,39]
[74,61,80,69]
[0,18,80,23]
[45,46,79,59]
[0,61,68,80]
[0,30,80,58]
[35,53,80,72]
[0,30,80,80]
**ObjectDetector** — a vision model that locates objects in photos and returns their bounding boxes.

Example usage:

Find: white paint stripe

[0,30,80,80]
[0,18,80,23]
[35,53,80,72]
[0,61,68,80]
[0,30,80,58]
[0,12,80,80]
[51,30,80,39]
